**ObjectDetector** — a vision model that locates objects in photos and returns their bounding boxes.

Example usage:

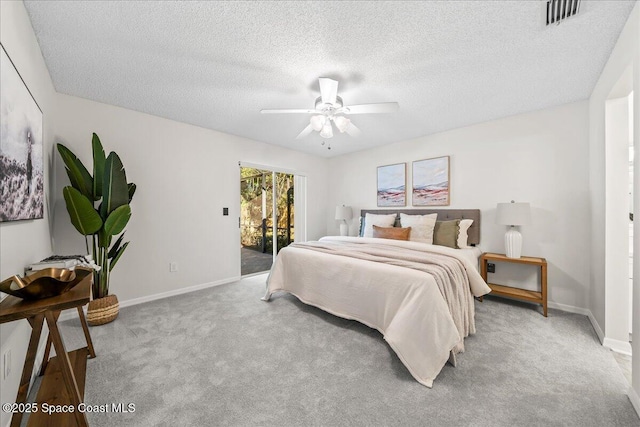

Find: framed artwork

[412,156,450,206]
[0,44,44,222]
[377,163,406,207]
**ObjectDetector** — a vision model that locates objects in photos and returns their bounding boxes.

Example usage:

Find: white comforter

[263,236,491,387]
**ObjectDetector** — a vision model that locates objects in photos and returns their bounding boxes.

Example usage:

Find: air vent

[546,0,581,25]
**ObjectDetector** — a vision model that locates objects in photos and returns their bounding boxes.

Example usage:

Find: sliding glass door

[240,166,295,276]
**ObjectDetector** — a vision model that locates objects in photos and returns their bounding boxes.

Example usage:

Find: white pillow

[457,219,474,248]
[399,213,438,244]
[363,213,397,238]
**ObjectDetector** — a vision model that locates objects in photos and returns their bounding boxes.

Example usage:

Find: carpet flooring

[32,274,639,426]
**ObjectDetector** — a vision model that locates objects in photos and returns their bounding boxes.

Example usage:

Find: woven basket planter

[87,294,119,326]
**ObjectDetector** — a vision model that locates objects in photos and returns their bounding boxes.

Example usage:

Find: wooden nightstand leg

[479,256,487,303]
[541,263,548,317]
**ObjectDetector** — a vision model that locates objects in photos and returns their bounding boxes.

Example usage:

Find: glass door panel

[240,167,274,275]
[274,172,294,254]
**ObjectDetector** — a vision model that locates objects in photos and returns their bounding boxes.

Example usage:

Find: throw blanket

[264,236,491,387]
[292,240,475,352]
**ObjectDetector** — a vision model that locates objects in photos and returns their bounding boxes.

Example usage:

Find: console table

[0,268,96,427]
[480,252,548,317]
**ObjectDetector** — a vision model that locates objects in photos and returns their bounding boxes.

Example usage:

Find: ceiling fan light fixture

[261,78,398,140]
[333,116,351,133]
[320,121,334,138]
[310,115,326,132]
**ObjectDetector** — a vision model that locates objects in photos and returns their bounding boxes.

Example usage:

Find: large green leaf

[128,183,137,203]
[92,133,106,200]
[62,186,102,235]
[104,205,131,236]
[108,232,126,258]
[97,228,112,249]
[57,144,93,200]
[109,241,129,271]
[100,152,129,219]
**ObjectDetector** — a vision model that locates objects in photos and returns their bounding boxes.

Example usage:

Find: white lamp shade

[310,115,326,132]
[333,116,351,133]
[496,202,531,226]
[320,121,334,138]
[335,205,353,221]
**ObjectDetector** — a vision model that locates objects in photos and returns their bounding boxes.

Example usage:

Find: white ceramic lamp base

[504,227,522,258]
[340,222,349,236]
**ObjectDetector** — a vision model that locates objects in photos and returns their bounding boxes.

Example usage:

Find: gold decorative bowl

[0,268,78,300]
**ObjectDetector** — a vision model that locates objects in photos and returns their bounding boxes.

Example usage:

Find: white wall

[604,96,632,349]
[52,94,329,303]
[588,1,640,413]
[327,101,591,309]
[0,2,57,426]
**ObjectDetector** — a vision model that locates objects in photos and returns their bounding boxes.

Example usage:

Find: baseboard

[603,337,633,356]
[547,301,605,344]
[587,311,606,345]
[119,276,241,308]
[628,386,640,419]
[241,271,270,279]
[548,302,632,355]
[59,276,242,322]
[547,301,591,315]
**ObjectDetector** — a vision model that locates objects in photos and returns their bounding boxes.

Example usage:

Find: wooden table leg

[77,306,96,358]
[45,311,88,427]
[10,314,44,427]
[38,334,52,376]
[541,263,548,317]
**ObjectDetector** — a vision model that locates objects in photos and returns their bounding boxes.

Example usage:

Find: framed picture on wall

[412,156,450,206]
[377,163,406,207]
[0,43,44,222]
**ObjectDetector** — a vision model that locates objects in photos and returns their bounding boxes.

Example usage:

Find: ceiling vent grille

[546,0,581,26]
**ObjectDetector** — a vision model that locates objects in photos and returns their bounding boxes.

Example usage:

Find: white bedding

[457,246,483,271]
[263,236,491,387]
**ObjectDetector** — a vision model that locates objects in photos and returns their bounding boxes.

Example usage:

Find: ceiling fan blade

[295,124,314,140]
[318,78,338,106]
[345,122,361,137]
[261,109,319,114]
[342,102,399,114]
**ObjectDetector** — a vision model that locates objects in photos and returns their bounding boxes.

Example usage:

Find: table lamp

[335,205,353,236]
[495,201,531,258]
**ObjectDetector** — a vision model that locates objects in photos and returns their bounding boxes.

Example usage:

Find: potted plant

[57,133,136,325]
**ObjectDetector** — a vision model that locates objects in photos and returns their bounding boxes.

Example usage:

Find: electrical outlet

[169,262,178,273]
[3,349,11,379]
[487,263,496,273]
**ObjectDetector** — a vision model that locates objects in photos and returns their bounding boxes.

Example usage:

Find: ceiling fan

[261,78,399,140]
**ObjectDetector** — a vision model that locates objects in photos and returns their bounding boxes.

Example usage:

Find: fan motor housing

[315,96,343,111]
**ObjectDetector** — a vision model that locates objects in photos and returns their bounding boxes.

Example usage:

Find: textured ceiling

[23,1,637,158]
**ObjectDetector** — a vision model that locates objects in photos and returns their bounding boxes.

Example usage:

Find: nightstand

[479,252,547,317]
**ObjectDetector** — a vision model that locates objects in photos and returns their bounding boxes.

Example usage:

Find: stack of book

[27,255,92,274]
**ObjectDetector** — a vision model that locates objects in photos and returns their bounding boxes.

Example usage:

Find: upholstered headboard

[360,209,481,245]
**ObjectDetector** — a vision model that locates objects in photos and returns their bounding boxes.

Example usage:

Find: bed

[262,209,491,387]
